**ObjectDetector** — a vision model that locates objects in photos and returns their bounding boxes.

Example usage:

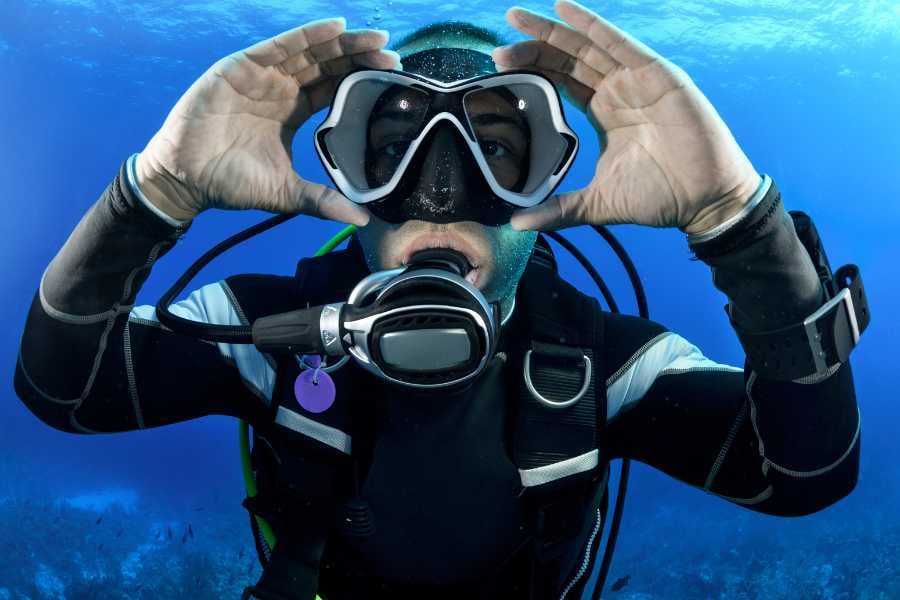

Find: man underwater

[14,1,868,598]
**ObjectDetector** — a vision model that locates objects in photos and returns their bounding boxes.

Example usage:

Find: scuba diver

[14,1,870,598]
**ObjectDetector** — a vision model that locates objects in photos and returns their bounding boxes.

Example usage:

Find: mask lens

[323,78,430,192]
[464,83,570,196]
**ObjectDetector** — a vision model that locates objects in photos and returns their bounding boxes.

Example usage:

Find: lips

[400,233,482,287]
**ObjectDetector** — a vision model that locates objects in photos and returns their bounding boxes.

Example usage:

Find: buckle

[523,345,592,409]
[803,287,860,378]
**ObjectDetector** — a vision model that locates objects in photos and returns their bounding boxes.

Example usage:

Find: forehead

[398,47,497,83]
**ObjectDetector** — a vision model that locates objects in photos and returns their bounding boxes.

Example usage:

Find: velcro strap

[733,263,869,381]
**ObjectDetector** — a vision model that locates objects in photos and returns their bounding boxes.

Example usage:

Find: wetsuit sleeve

[605,179,860,516]
[13,159,272,433]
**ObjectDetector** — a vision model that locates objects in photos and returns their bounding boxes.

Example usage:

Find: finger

[510,192,585,232]
[289,177,371,226]
[295,50,401,118]
[503,7,618,76]
[493,40,603,95]
[294,48,401,88]
[554,0,660,69]
[244,17,347,67]
[281,28,390,75]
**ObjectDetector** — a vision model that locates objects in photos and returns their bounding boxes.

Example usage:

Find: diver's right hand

[135,18,400,225]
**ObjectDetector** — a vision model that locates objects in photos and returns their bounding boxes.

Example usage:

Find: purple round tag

[293,368,335,414]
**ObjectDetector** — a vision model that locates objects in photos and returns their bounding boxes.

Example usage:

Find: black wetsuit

[14,160,861,598]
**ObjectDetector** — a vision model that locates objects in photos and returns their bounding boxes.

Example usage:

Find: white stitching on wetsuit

[606,332,743,421]
[220,280,279,373]
[130,281,277,404]
[748,371,860,479]
[122,320,145,429]
[38,267,135,324]
[765,408,861,478]
[712,485,773,505]
[15,349,78,404]
[28,238,171,410]
[704,398,749,492]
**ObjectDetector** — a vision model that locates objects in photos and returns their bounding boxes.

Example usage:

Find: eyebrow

[470,113,526,128]
[371,109,420,125]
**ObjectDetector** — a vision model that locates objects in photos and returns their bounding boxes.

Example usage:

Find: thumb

[509,188,588,232]
[288,176,371,227]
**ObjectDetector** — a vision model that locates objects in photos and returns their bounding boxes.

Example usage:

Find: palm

[494,0,759,232]
[588,61,747,227]
[140,18,398,223]
[161,56,313,213]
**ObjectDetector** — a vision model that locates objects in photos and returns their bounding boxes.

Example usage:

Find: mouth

[400,233,482,287]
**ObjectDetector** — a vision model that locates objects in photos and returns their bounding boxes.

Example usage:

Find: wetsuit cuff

[125,153,191,228]
[688,179,825,332]
[687,175,770,245]
[687,176,781,263]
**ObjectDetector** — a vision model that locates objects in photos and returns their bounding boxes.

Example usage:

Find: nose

[414,121,471,211]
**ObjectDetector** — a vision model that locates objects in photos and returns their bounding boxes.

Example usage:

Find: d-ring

[523,350,592,409]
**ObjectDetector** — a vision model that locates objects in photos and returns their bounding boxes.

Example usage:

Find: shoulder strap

[243,238,373,599]
[510,236,607,483]
[506,238,610,598]
[293,235,371,305]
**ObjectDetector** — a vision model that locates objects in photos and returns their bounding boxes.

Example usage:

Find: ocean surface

[1,0,898,598]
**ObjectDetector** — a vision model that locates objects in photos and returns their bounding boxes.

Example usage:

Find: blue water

[1,1,898,598]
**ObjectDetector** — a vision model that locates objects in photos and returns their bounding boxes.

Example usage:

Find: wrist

[682,173,764,237]
[133,153,200,222]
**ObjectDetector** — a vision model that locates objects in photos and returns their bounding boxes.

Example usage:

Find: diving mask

[314,69,579,225]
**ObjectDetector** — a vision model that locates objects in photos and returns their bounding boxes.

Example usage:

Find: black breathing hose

[544,231,619,314]
[545,226,649,600]
[155,213,297,343]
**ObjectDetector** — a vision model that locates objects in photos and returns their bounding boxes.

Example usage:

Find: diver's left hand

[493,0,762,234]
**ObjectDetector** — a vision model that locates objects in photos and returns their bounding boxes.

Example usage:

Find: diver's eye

[480,140,509,158]
[384,141,411,158]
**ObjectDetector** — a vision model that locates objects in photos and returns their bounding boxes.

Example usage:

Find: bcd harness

[240,235,612,600]
[149,198,867,599]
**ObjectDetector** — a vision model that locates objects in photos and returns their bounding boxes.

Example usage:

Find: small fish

[116,529,123,538]
[96,516,103,525]
[194,507,205,511]
[188,524,194,539]
[155,530,161,540]
[182,531,188,544]
[611,575,630,592]
[238,547,245,560]
[97,543,104,551]
[167,526,173,540]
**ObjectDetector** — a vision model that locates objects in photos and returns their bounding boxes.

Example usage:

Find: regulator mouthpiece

[407,248,472,277]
